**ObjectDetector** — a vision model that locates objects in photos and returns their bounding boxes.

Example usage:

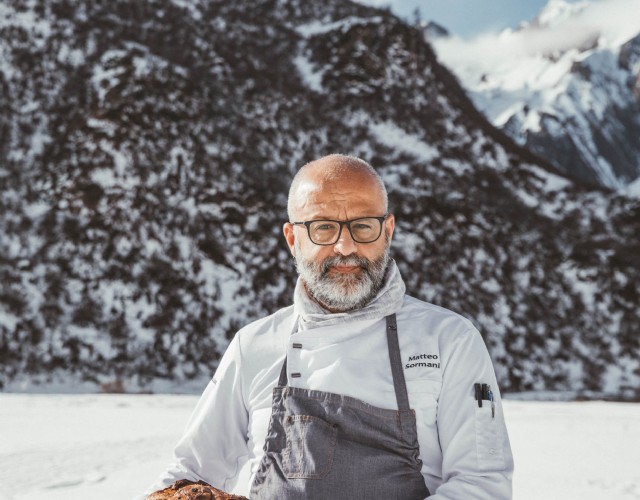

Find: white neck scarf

[293,259,406,330]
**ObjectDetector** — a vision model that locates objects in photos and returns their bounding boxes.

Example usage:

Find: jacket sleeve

[140,333,250,497]
[429,327,514,499]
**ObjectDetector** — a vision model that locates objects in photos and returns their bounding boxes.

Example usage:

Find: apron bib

[250,314,430,499]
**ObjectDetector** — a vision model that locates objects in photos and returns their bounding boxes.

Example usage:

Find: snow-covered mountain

[0,0,638,398]
[432,0,640,190]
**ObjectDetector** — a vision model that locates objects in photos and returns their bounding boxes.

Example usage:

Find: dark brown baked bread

[146,479,248,500]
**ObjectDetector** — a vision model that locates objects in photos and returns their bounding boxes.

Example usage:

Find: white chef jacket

[146,295,514,499]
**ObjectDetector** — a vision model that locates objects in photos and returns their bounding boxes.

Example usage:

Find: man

[144,154,514,499]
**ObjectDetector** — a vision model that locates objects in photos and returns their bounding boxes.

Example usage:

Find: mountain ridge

[432,0,640,190]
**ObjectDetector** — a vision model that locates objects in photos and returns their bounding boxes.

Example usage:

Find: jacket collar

[293,260,406,331]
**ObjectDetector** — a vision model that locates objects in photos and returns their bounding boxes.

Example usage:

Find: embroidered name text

[405,354,440,369]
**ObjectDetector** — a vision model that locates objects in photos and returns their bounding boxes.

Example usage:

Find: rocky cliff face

[1,0,638,397]
[432,0,640,190]
[502,31,640,189]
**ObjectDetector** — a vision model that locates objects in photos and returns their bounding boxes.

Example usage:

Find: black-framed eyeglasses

[291,215,389,246]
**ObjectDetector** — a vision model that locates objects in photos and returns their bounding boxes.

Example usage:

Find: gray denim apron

[250,314,430,499]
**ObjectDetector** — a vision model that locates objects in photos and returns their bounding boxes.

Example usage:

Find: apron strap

[386,314,411,411]
[278,357,288,387]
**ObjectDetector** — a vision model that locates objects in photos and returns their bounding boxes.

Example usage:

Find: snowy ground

[1,394,639,500]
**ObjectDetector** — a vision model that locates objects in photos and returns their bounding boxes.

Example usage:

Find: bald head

[287,154,388,221]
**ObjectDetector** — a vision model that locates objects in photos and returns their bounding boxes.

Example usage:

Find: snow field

[0,394,638,499]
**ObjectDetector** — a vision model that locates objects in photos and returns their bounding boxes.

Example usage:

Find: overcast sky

[356,0,557,37]
[432,0,640,78]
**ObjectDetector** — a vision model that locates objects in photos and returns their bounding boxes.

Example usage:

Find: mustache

[319,255,371,276]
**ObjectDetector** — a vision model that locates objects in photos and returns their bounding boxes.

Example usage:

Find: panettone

[146,479,248,500]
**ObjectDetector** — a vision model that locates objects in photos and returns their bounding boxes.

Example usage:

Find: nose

[333,223,357,256]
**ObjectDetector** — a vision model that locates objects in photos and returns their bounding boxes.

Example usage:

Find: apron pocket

[282,414,338,479]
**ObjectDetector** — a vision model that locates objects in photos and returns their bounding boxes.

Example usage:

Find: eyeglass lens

[308,218,382,244]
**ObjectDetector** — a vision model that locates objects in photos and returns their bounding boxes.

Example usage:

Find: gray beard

[294,241,390,312]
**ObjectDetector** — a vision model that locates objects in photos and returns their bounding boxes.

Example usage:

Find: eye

[310,221,339,233]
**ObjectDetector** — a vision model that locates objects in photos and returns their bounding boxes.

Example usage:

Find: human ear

[283,222,296,256]
[385,214,395,241]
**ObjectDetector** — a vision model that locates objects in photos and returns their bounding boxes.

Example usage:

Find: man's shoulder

[396,296,484,363]
[235,305,295,346]
[399,294,477,336]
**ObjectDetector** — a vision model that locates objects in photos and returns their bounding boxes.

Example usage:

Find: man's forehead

[291,175,384,217]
